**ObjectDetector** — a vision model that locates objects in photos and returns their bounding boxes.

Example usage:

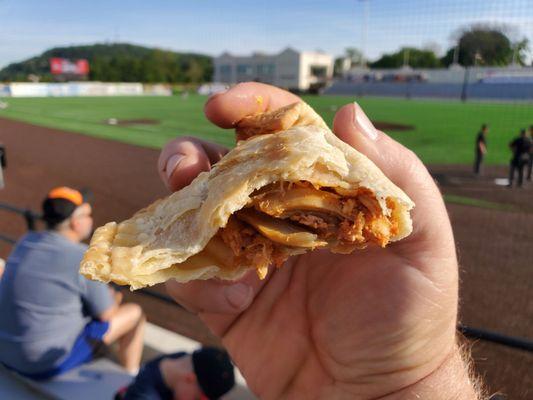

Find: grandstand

[327,65,533,101]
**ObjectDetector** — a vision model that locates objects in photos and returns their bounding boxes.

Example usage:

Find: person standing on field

[473,124,488,175]
[508,129,531,188]
[526,125,533,181]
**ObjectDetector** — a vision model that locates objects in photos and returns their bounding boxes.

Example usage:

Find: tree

[184,59,204,83]
[370,47,442,69]
[334,48,366,76]
[511,38,530,65]
[0,43,213,83]
[441,24,525,66]
[345,47,364,66]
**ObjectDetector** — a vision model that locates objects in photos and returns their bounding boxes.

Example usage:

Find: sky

[0,0,532,69]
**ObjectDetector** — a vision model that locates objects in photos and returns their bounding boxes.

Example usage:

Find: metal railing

[1,201,532,353]
[0,202,41,244]
[136,285,533,353]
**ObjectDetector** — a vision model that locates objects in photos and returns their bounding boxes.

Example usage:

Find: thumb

[333,102,422,192]
[332,102,454,258]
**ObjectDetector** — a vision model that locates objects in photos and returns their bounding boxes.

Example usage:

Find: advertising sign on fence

[49,58,90,76]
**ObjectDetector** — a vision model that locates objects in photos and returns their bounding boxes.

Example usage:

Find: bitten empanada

[80,102,414,289]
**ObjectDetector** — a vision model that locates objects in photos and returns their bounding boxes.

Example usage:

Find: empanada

[80,102,414,289]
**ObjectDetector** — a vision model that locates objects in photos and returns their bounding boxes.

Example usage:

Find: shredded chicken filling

[219,181,399,275]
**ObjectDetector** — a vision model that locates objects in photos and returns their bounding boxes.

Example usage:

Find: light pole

[403,48,410,68]
[452,42,460,66]
[359,0,369,67]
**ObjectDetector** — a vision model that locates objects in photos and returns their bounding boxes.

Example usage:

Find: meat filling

[220,218,289,279]
[219,181,399,277]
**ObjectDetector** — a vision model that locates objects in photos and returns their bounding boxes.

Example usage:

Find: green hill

[0,43,213,83]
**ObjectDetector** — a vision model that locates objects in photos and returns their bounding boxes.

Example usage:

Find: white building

[214,48,334,91]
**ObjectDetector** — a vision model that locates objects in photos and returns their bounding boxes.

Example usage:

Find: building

[214,48,333,91]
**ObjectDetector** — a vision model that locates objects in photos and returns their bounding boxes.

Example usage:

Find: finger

[197,139,229,164]
[204,82,301,129]
[333,102,429,192]
[332,103,455,257]
[165,269,268,316]
[158,138,210,191]
[158,137,228,174]
[158,137,228,192]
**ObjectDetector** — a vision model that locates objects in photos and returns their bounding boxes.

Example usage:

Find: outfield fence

[325,81,533,101]
[0,82,172,97]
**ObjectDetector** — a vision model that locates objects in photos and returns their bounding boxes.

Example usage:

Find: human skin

[159,82,481,399]
[159,356,205,400]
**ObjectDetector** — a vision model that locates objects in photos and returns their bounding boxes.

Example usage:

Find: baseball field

[0,94,532,398]
[1,94,532,164]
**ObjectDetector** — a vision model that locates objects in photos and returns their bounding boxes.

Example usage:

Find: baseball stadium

[0,1,532,399]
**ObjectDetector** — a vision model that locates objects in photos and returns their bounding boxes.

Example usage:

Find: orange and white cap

[42,186,92,224]
[47,186,84,206]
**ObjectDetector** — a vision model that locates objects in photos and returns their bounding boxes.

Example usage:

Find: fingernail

[165,154,185,179]
[224,283,252,311]
[352,102,378,141]
[205,87,229,106]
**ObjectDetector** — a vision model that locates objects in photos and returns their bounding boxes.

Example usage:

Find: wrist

[380,340,484,400]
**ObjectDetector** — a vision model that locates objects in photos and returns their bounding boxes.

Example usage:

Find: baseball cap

[42,186,92,225]
[192,347,235,400]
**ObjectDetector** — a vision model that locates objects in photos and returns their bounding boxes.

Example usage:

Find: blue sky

[1,0,532,68]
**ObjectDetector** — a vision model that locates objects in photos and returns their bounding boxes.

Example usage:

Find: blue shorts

[21,319,110,380]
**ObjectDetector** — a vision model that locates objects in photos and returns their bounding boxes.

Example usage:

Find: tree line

[336,24,530,71]
[0,43,213,83]
[1,24,530,83]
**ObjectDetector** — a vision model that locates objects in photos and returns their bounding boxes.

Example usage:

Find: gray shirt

[0,231,113,374]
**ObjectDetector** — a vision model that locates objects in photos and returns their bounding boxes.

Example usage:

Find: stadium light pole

[461,61,470,102]
[359,0,369,68]
[452,42,459,66]
[511,43,519,67]
[403,48,410,68]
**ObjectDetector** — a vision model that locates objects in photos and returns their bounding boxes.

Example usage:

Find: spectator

[508,129,531,187]
[473,123,488,175]
[0,187,145,379]
[117,347,235,400]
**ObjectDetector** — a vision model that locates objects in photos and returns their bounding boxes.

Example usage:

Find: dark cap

[192,347,235,400]
[42,186,92,226]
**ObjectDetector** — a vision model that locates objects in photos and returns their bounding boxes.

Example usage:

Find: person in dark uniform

[116,347,235,400]
[527,125,533,181]
[508,129,531,188]
[0,142,5,190]
[473,124,488,175]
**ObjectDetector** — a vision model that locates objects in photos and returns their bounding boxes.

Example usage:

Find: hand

[110,286,123,306]
[159,83,478,399]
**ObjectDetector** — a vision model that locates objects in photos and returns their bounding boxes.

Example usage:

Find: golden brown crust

[236,102,329,141]
[80,101,414,290]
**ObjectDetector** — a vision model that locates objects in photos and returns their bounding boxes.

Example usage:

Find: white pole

[360,0,368,67]
[453,43,459,65]
[512,45,517,66]
[403,49,409,67]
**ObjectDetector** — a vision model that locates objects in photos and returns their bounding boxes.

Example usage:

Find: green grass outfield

[1,94,531,164]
